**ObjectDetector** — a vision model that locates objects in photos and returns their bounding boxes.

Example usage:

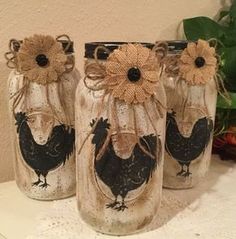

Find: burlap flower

[17,34,67,85]
[104,43,160,104]
[179,39,217,85]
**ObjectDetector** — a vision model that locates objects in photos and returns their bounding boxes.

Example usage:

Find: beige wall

[0,0,224,182]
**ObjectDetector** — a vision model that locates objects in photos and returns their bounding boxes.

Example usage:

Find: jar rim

[84,41,191,59]
[85,42,154,60]
[165,40,189,52]
[12,40,74,54]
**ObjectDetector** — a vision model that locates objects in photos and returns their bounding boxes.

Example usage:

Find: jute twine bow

[56,34,75,74]
[5,34,75,128]
[78,42,167,163]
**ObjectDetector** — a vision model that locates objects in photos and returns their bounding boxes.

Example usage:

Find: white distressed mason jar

[6,35,79,200]
[76,42,167,235]
[163,40,218,189]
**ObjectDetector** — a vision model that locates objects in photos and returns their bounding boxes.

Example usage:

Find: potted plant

[183,0,236,160]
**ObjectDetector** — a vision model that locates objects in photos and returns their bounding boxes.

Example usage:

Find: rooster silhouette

[165,111,213,177]
[90,117,161,211]
[15,112,75,188]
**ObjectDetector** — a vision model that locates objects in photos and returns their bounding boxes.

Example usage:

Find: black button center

[35,54,49,67]
[195,57,205,68]
[127,67,141,82]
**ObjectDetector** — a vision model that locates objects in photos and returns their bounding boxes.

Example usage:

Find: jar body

[76,50,166,235]
[163,50,217,189]
[8,69,79,200]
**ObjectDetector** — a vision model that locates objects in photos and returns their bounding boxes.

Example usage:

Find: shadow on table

[149,155,235,231]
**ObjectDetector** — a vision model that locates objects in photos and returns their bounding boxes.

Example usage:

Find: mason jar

[163,40,218,189]
[76,42,167,235]
[6,34,79,200]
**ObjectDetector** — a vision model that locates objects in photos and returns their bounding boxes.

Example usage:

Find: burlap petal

[186,42,197,58]
[114,50,131,67]
[184,70,195,84]
[47,70,58,82]
[196,39,208,56]
[142,80,155,95]
[142,70,159,82]
[137,44,150,67]
[126,44,138,65]
[205,56,217,66]
[25,68,39,81]
[179,64,192,74]
[135,85,147,103]
[124,84,136,104]
[106,61,126,75]
[112,80,127,98]
[180,54,194,64]
[19,58,37,71]
[105,75,122,87]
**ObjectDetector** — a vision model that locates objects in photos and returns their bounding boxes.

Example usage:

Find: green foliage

[217,92,236,109]
[219,46,236,91]
[183,17,226,42]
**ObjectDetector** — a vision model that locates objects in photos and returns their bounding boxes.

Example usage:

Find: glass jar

[6,34,79,200]
[76,42,167,235]
[163,40,218,189]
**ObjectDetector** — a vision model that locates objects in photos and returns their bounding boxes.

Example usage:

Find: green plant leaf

[220,46,236,90]
[217,92,236,109]
[218,10,230,21]
[222,28,236,46]
[183,17,226,42]
[230,0,236,20]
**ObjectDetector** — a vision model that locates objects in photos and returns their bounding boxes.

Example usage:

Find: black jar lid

[12,40,74,53]
[85,42,155,60]
[166,40,189,52]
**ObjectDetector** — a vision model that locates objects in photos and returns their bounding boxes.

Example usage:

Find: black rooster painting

[90,117,160,211]
[15,112,75,188]
[165,111,213,177]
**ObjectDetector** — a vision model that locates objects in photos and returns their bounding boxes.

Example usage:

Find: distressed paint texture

[0,0,224,182]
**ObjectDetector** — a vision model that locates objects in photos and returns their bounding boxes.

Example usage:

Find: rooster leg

[39,173,50,188]
[182,164,192,177]
[115,198,128,212]
[106,196,119,209]
[176,164,186,176]
[32,171,43,186]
